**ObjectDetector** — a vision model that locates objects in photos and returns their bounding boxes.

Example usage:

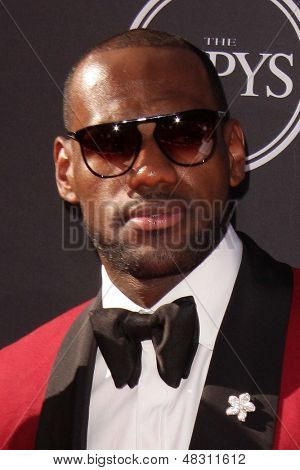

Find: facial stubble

[82,207,227,280]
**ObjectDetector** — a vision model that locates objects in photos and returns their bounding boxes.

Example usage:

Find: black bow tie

[90,296,199,388]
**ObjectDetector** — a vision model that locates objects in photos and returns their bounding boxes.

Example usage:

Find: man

[1,29,299,450]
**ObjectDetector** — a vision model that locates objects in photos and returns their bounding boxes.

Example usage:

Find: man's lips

[124,202,185,231]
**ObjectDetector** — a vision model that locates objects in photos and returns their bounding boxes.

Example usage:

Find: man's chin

[97,244,211,280]
[89,223,224,279]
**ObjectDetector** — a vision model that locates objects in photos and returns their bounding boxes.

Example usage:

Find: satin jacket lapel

[35,292,103,450]
[189,233,293,450]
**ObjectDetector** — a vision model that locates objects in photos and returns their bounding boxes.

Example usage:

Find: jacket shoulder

[273,268,300,449]
[0,298,94,449]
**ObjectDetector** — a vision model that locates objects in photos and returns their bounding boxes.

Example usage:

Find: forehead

[70,46,216,129]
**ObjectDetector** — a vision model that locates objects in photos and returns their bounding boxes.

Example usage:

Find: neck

[100,261,187,308]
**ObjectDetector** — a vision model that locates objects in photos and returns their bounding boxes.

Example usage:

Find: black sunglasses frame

[66,108,227,179]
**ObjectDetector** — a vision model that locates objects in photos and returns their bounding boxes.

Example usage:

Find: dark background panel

[0,0,299,347]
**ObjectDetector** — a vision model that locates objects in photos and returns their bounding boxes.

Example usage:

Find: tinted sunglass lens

[155,113,217,165]
[80,124,140,177]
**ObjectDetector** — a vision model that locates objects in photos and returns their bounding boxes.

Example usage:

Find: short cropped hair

[63,28,228,129]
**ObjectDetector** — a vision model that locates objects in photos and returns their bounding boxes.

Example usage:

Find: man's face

[55,46,245,279]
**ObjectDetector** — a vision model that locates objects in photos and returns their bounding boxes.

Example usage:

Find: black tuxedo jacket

[1,233,299,449]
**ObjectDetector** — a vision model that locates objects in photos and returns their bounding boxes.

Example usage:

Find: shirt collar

[101,224,243,351]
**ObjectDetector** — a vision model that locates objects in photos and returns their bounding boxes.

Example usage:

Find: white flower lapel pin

[226,393,256,422]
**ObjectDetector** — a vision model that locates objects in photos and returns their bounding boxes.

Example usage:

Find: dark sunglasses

[66,108,227,178]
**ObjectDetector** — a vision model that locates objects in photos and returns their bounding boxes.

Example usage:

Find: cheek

[186,156,230,203]
[185,161,231,230]
[72,165,120,233]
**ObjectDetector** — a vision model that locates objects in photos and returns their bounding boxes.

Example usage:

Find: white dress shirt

[87,225,243,449]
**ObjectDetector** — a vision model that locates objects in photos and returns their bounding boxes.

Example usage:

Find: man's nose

[126,123,179,190]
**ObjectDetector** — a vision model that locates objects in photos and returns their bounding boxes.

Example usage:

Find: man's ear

[53,137,79,203]
[223,119,246,187]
